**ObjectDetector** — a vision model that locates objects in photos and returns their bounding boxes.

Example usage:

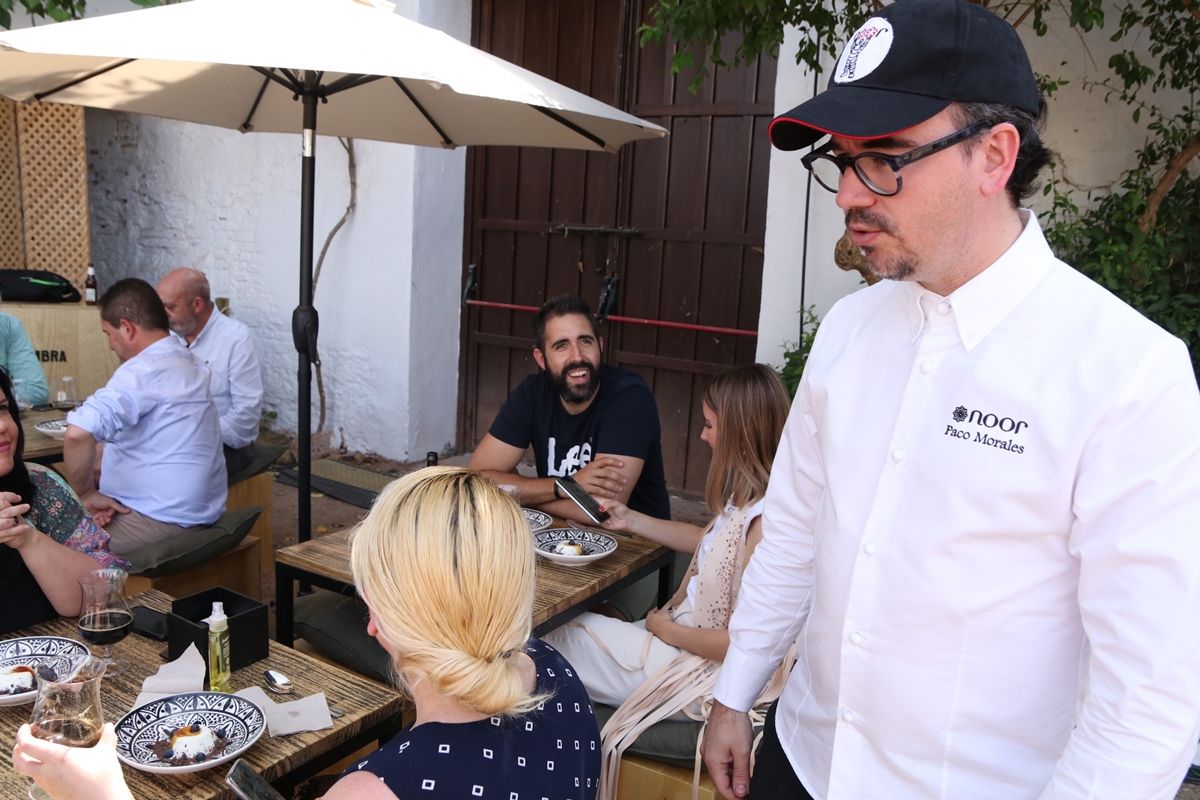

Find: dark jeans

[750,700,814,799]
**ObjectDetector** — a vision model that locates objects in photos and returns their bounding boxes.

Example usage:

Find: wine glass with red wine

[77,568,133,677]
[27,655,106,800]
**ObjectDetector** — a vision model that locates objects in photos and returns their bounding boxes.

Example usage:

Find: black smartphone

[555,475,611,525]
[130,605,168,641]
[226,759,286,800]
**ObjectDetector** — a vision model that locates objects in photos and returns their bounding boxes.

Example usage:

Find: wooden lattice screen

[0,97,90,292]
[0,100,23,270]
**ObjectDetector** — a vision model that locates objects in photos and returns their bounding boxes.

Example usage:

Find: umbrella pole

[292,85,319,544]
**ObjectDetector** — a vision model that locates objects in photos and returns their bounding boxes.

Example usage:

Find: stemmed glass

[26,655,106,800]
[77,568,133,677]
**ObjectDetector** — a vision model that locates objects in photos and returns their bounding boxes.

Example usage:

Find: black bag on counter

[0,269,83,303]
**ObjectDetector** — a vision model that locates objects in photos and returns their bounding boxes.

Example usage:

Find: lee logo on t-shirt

[546,438,592,476]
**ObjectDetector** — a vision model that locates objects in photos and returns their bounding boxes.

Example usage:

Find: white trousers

[544,607,700,721]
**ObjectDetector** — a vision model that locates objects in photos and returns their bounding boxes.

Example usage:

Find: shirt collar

[188,307,221,348]
[902,211,1054,351]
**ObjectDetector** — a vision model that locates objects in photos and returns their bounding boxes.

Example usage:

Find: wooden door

[460,0,776,496]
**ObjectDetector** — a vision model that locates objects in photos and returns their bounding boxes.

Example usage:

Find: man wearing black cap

[702,1,1200,798]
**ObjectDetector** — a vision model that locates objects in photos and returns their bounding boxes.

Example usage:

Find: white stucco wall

[77,0,468,461]
[755,2,1176,366]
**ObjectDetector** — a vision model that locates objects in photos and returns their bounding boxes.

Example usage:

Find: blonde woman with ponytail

[15,468,601,800]
[544,364,795,798]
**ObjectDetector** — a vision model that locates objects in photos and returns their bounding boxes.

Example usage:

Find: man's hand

[703,701,754,800]
[13,722,134,800]
[80,491,129,529]
[0,492,33,551]
[571,455,627,499]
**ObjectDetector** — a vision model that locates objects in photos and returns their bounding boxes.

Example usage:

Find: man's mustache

[845,209,895,234]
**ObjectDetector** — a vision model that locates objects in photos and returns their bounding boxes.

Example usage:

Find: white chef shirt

[713,214,1200,799]
[178,308,263,449]
[68,336,227,526]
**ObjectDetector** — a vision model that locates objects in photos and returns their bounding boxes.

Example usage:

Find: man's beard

[170,317,199,338]
[551,360,600,405]
[847,209,916,282]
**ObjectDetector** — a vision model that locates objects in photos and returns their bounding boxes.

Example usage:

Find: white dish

[0,636,90,707]
[114,692,265,774]
[522,508,553,532]
[33,419,68,440]
[534,528,618,565]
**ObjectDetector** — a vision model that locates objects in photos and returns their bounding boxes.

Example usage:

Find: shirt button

[890,447,905,462]
[841,708,856,724]
[920,360,934,374]
[937,301,951,315]
[863,541,879,555]
[849,632,864,646]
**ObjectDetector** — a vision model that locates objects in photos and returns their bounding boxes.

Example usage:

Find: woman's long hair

[0,369,36,502]
[702,364,791,515]
[349,467,544,716]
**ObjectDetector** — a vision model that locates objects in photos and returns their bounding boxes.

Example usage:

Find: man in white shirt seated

[63,278,227,555]
[702,1,1200,799]
[156,267,263,476]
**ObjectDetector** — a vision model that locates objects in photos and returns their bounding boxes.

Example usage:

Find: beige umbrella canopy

[0,0,666,541]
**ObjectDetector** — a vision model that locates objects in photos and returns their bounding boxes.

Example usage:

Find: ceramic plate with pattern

[115,692,265,774]
[533,528,618,565]
[522,508,553,532]
[0,636,89,707]
[34,419,68,440]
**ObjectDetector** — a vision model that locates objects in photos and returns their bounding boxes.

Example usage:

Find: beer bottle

[84,265,98,305]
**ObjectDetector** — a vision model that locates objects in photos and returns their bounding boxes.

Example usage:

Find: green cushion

[227,441,286,486]
[593,703,703,769]
[124,506,261,576]
[293,589,393,683]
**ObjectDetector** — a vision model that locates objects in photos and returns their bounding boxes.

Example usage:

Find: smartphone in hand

[226,759,286,800]
[555,475,611,525]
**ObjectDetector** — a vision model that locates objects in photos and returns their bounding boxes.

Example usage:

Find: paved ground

[263,453,1200,799]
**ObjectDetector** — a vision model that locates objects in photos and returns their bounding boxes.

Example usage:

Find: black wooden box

[166,587,268,684]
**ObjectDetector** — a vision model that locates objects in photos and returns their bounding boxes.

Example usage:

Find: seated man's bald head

[157,267,213,340]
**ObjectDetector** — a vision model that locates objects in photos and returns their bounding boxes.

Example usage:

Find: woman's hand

[645,607,676,644]
[599,499,635,533]
[0,491,34,550]
[12,723,134,800]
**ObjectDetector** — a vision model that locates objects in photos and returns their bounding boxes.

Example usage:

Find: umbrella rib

[532,106,606,150]
[392,78,455,148]
[251,66,303,94]
[323,74,383,96]
[33,58,136,102]
[240,72,272,132]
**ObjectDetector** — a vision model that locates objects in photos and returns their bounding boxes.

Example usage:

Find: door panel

[461,0,775,496]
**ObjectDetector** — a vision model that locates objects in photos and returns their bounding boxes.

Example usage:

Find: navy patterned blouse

[344,638,601,799]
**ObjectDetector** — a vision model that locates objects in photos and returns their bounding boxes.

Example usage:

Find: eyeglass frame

[800,120,992,197]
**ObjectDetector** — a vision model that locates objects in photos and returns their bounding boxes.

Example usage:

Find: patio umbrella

[0,0,666,542]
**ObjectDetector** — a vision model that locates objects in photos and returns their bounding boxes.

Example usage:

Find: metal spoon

[263,669,345,718]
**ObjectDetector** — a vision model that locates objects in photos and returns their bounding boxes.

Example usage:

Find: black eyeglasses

[801,121,990,197]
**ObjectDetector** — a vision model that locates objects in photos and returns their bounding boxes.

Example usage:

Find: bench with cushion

[124,506,262,599]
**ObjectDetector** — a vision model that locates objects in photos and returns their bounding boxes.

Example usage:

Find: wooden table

[20,407,70,465]
[275,525,675,646]
[0,591,405,800]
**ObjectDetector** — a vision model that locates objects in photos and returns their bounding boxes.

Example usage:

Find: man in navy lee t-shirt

[469,296,671,616]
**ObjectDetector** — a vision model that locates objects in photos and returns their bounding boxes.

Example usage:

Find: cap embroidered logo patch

[834,18,893,84]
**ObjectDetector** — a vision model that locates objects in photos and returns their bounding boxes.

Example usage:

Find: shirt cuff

[713,645,777,712]
[65,404,105,439]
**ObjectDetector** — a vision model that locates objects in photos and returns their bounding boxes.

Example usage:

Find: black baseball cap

[769,0,1039,151]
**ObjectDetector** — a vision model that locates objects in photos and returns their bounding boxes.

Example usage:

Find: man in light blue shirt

[0,311,49,406]
[63,278,226,555]
[157,268,263,475]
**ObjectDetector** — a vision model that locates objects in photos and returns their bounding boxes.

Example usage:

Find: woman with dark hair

[545,363,795,797]
[0,369,128,635]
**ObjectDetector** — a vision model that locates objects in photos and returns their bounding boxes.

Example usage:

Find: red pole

[465,299,758,338]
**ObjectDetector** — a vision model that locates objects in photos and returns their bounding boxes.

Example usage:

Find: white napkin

[234,686,333,737]
[132,643,206,709]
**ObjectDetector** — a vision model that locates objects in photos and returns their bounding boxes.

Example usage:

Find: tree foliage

[0,0,85,29]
